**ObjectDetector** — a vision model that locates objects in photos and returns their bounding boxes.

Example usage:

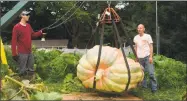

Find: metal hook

[107,1,111,7]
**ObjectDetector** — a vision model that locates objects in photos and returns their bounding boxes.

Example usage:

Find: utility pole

[158,26,160,54]
[156,1,160,54]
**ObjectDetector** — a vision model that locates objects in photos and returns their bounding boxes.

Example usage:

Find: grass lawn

[129,87,186,100]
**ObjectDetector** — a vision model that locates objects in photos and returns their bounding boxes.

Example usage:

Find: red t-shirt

[11,23,42,56]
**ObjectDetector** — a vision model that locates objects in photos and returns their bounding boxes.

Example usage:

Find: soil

[63,92,142,100]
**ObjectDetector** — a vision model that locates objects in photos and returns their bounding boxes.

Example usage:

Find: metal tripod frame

[92,6,138,94]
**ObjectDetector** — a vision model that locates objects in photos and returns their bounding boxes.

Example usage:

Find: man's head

[137,24,145,35]
[20,10,30,22]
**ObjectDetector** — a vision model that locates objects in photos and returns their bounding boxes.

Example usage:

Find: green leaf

[0,64,9,78]
[45,92,62,100]
[31,91,62,100]
[31,91,45,100]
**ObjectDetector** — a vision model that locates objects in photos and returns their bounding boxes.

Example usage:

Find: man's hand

[12,55,19,62]
[149,56,153,64]
[42,28,48,34]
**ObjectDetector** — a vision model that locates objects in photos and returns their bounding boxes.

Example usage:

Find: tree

[1,1,186,62]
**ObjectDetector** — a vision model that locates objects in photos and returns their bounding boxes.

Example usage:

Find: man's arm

[29,24,42,38]
[11,26,18,56]
[31,29,42,38]
[149,43,153,58]
[148,34,153,63]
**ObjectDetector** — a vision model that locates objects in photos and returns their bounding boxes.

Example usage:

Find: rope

[47,1,85,30]
[43,1,79,30]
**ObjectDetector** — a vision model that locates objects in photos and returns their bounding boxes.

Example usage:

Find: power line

[46,1,85,30]
[44,1,79,29]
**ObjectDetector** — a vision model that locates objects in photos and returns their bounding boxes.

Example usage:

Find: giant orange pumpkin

[77,45,144,93]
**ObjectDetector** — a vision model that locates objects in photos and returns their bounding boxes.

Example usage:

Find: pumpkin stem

[95,69,104,81]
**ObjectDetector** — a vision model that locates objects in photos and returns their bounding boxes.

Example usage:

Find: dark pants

[18,53,34,75]
[139,55,157,91]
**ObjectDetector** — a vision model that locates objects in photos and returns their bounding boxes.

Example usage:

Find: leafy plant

[0,64,9,78]
[47,53,80,82]
[128,53,136,60]
[154,55,187,89]
[47,56,68,82]
[1,76,46,100]
[4,46,19,72]
[128,53,187,90]
[129,87,186,101]
[61,73,86,93]
[31,91,62,100]
[34,49,62,80]
[34,49,81,83]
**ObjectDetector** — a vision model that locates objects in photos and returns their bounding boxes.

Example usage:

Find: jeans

[139,55,157,91]
[18,53,34,75]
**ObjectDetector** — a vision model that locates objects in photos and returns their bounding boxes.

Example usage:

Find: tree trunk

[71,20,80,48]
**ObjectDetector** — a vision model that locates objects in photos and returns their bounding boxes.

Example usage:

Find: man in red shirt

[11,10,47,76]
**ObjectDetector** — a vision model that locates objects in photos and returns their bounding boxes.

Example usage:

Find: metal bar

[158,26,160,54]
[112,20,131,92]
[156,1,160,54]
[100,8,107,23]
[111,8,120,21]
[1,1,29,30]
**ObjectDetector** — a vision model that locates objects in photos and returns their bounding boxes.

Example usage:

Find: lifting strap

[92,20,132,92]
[112,20,131,92]
[93,23,105,89]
